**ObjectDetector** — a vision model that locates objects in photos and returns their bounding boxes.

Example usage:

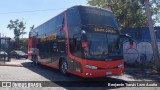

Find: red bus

[28,5,132,78]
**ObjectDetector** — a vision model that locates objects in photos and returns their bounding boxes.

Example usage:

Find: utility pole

[145,0,160,69]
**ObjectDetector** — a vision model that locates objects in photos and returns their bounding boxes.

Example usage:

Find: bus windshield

[83,32,119,60]
[78,7,121,60]
[87,33,108,56]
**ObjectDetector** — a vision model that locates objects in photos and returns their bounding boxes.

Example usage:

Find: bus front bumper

[82,67,124,78]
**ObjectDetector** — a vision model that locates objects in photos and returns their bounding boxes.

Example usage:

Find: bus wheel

[33,56,38,65]
[60,60,68,75]
[34,58,39,65]
[35,59,39,65]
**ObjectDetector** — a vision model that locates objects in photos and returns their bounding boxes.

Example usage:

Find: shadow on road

[22,62,128,89]
[123,66,160,81]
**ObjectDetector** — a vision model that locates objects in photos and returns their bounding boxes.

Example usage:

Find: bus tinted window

[48,19,56,34]
[35,13,64,37]
[55,13,64,31]
[79,7,119,30]
[67,7,81,38]
[67,7,82,57]
[107,34,119,53]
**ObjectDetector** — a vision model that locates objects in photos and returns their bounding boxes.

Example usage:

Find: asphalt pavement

[0,58,159,90]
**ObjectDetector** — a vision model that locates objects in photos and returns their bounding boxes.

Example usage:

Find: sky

[0,0,159,39]
[0,0,87,38]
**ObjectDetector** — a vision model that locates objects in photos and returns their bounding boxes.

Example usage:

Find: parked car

[0,49,8,60]
[11,51,28,59]
[0,49,8,56]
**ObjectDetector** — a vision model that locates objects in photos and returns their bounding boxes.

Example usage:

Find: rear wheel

[34,59,38,65]
[32,55,39,65]
[60,60,68,75]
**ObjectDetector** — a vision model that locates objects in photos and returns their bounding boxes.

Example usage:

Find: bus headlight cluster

[85,65,98,70]
[118,64,124,68]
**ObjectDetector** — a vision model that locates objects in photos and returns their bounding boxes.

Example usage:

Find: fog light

[86,73,89,75]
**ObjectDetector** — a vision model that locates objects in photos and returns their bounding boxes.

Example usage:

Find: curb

[0,63,24,67]
[0,62,34,67]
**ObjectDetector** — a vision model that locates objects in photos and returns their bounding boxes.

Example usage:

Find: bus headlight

[118,64,124,68]
[85,65,98,70]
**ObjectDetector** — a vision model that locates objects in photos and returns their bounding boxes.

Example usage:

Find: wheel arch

[59,56,67,68]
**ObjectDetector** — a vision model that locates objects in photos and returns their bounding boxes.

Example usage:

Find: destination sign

[94,28,117,34]
[40,34,56,42]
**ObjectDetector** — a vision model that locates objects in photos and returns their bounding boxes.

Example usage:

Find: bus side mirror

[120,34,133,48]
[130,41,133,48]
[82,41,88,48]
[73,33,81,47]
[128,35,133,48]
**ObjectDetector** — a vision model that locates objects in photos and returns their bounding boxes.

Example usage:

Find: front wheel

[32,55,39,65]
[60,60,68,75]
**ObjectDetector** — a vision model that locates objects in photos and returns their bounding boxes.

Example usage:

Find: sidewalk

[0,59,33,67]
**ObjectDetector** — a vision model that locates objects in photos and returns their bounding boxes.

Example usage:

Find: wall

[121,27,160,65]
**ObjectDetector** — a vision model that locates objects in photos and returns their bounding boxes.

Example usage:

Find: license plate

[106,72,112,75]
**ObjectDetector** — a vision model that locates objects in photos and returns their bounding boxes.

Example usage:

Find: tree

[19,38,28,52]
[7,19,26,47]
[87,0,160,28]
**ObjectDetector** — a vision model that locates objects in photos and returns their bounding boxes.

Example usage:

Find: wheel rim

[35,60,38,65]
[35,59,38,65]
[61,61,67,74]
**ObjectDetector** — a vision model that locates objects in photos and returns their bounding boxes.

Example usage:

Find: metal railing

[0,33,11,61]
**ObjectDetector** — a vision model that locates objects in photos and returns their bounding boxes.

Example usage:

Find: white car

[0,50,8,56]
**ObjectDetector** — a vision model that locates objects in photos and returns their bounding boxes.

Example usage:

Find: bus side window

[57,30,66,53]
[72,33,82,56]
[53,42,58,52]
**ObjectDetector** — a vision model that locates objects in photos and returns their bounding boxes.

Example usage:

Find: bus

[28,5,133,78]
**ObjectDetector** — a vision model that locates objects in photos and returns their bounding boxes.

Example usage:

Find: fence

[0,36,11,61]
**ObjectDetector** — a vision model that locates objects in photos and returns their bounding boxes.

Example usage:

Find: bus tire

[32,55,39,65]
[34,59,39,65]
[60,60,68,75]
[31,55,34,62]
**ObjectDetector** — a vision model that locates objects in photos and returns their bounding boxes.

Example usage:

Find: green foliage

[10,38,28,52]
[7,19,26,42]
[7,19,26,48]
[19,38,28,53]
[87,0,160,28]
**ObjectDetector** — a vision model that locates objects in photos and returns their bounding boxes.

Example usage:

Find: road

[0,59,159,90]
